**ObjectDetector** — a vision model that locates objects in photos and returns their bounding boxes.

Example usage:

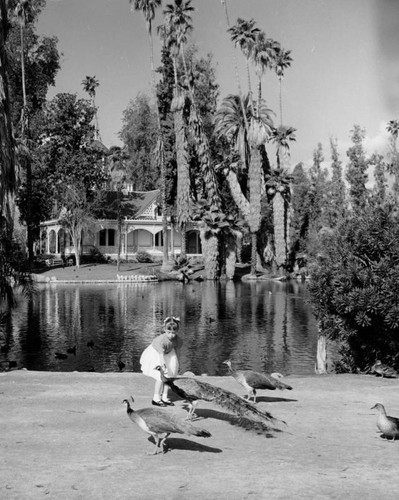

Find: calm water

[1,280,319,376]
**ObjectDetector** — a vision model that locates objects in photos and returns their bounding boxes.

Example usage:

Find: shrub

[308,202,399,372]
[136,251,153,263]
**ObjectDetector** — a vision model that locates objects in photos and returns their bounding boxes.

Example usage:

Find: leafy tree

[58,184,101,269]
[0,0,31,327]
[119,93,158,190]
[6,0,60,265]
[308,201,399,372]
[38,93,108,201]
[345,125,369,211]
[386,119,399,198]
[324,138,346,228]
[288,162,311,269]
[130,0,171,269]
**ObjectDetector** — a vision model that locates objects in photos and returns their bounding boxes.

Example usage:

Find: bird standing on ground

[155,366,282,429]
[54,352,68,360]
[371,403,399,441]
[122,398,211,455]
[371,360,398,378]
[223,360,293,403]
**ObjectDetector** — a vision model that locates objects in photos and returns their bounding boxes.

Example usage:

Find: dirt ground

[1,370,399,500]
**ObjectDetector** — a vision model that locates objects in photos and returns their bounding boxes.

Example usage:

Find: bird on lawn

[54,352,68,360]
[122,398,211,455]
[223,360,293,403]
[155,365,282,429]
[370,403,399,441]
[371,360,398,378]
[67,345,76,355]
[118,358,126,371]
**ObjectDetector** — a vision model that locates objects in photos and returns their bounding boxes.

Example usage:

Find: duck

[223,360,293,403]
[122,398,211,455]
[371,360,398,378]
[86,340,95,348]
[370,403,399,440]
[67,345,76,355]
[54,352,68,360]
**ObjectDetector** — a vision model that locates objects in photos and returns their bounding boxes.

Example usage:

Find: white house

[39,189,203,261]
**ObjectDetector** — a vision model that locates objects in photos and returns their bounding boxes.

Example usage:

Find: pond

[1,280,319,376]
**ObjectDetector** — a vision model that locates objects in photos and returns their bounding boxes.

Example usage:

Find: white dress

[140,344,179,381]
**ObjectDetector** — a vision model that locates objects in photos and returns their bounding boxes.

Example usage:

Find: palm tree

[267,127,296,270]
[228,18,259,115]
[274,47,292,126]
[0,0,16,224]
[250,31,280,104]
[266,167,292,270]
[162,0,194,260]
[14,0,36,267]
[108,146,128,271]
[215,93,274,275]
[130,0,172,271]
[271,125,297,169]
[1,0,31,322]
[81,75,100,140]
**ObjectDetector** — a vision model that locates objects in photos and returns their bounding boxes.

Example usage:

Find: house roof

[94,189,161,220]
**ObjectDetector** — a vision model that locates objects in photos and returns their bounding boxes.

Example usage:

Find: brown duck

[371,403,399,441]
[223,360,293,403]
[371,360,398,378]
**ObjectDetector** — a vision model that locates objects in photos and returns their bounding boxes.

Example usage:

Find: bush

[136,251,153,263]
[308,202,399,372]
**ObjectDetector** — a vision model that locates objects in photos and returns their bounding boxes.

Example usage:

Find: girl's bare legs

[153,380,163,402]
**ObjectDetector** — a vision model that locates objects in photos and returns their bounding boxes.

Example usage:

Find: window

[99,229,115,247]
[155,231,163,247]
[99,229,106,246]
[108,229,115,246]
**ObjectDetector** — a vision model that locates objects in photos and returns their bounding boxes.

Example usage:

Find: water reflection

[2,280,318,376]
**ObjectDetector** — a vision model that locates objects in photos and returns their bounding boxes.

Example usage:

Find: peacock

[155,366,284,429]
[122,398,211,455]
[371,403,399,441]
[223,360,293,403]
[371,360,398,378]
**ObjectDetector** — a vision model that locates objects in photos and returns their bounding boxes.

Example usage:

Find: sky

[36,0,399,168]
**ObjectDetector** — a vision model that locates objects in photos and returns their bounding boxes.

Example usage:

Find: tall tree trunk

[174,107,189,260]
[147,27,170,269]
[273,191,286,268]
[200,231,219,280]
[248,147,262,275]
[0,0,16,226]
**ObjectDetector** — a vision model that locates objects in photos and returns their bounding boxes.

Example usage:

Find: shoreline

[1,370,399,499]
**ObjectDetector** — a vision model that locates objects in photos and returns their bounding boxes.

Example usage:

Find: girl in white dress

[140,316,182,406]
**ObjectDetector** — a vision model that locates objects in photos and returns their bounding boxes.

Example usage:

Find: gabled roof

[94,189,160,220]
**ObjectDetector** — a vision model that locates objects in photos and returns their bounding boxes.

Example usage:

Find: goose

[122,398,211,455]
[223,360,292,403]
[371,403,399,441]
